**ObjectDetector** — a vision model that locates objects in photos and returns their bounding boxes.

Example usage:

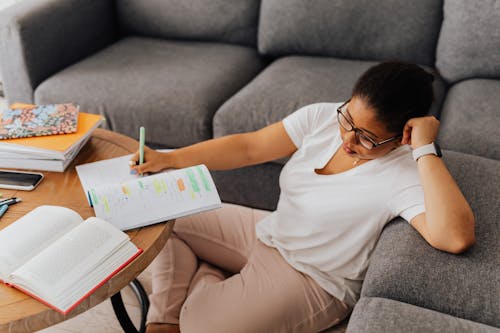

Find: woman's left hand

[401,116,440,149]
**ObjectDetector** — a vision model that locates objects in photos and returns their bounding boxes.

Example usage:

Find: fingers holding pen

[130,125,149,175]
[129,146,150,175]
[129,151,140,167]
[128,158,140,175]
[129,146,170,174]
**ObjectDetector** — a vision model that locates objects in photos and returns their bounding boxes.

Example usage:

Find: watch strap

[412,142,442,161]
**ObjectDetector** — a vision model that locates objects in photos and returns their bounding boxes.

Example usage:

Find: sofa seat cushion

[346,297,499,333]
[211,162,282,211]
[214,56,445,165]
[437,79,500,160]
[360,151,500,327]
[35,36,264,147]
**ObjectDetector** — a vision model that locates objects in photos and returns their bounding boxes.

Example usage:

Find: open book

[76,156,222,230]
[0,206,143,314]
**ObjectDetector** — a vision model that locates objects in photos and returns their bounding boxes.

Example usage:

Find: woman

[130,62,475,333]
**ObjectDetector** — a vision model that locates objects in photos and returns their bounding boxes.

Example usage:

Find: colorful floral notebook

[0,103,79,139]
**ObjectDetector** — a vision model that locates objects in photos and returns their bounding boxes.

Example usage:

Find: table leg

[111,279,150,333]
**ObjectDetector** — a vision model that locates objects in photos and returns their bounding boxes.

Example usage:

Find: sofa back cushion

[117,0,260,46]
[437,79,500,160]
[258,0,443,65]
[436,0,500,83]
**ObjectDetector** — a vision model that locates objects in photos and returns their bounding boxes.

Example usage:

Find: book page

[89,164,221,230]
[0,206,83,281]
[9,217,133,302]
[75,149,174,202]
[76,154,135,203]
[58,241,139,311]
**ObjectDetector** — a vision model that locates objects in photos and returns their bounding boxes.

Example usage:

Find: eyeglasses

[337,100,401,150]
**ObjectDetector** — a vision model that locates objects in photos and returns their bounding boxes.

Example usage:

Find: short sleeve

[282,103,339,148]
[387,165,425,223]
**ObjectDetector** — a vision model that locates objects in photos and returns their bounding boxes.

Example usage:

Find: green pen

[139,126,146,175]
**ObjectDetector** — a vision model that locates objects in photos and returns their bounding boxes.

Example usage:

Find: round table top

[0,129,174,333]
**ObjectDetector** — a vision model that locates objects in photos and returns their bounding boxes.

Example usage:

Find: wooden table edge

[0,129,174,333]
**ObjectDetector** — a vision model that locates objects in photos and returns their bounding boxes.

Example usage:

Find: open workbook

[76,156,222,231]
[0,206,142,314]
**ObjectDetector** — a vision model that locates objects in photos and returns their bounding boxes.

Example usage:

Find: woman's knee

[179,288,225,333]
[172,214,199,234]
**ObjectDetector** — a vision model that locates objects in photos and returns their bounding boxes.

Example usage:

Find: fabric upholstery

[361,150,500,327]
[214,56,446,141]
[347,297,500,333]
[258,0,443,65]
[0,0,116,103]
[35,37,264,147]
[436,0,500,82]
[437,79,500,160]
[117,0,260,46]
[211,162,282,211]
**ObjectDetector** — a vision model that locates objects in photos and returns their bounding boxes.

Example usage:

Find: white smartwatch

[412,142,442,161]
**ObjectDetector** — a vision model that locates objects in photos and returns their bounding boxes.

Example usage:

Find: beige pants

[146,203,350,333]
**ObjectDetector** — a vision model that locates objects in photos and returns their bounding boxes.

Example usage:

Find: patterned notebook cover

[0,103,79,139]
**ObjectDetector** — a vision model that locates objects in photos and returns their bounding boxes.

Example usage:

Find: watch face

[434,142,443,157]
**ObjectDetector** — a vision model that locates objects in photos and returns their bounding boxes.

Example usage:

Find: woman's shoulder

[293,102,342,128]
[383,145,421,181]
[297,102,342,115]
[283,102,343,136]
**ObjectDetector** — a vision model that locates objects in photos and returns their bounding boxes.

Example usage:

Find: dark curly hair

[352,61,434,134]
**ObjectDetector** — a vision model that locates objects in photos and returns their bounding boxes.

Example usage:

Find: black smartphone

[0,170,44,191]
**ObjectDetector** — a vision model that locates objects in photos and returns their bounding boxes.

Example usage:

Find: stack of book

[0,103,104,172]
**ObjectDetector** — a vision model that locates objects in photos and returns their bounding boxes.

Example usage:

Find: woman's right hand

[129,146,172,174]
[401,116,440,149]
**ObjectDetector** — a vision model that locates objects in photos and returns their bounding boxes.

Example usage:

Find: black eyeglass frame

[336,100,402,150]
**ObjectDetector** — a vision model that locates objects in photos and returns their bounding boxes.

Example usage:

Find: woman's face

[338,96,401,160]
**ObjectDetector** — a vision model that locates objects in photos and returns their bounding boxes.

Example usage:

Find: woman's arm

[402,116,475,254]
[130,121,297,174]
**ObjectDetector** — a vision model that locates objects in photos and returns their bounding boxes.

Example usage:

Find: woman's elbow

[444,215,476,254]
[431,214,476,254]
[446,235,476,254]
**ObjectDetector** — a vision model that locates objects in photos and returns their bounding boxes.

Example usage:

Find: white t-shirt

[255,102,425,307]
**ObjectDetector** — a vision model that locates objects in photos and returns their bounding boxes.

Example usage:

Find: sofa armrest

[0,0,117,103]
[360,150,500,327]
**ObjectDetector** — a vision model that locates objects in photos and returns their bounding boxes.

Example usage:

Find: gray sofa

[1,0,499,332]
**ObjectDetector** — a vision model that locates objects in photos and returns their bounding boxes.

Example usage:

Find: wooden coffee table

[0,129,174,333]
